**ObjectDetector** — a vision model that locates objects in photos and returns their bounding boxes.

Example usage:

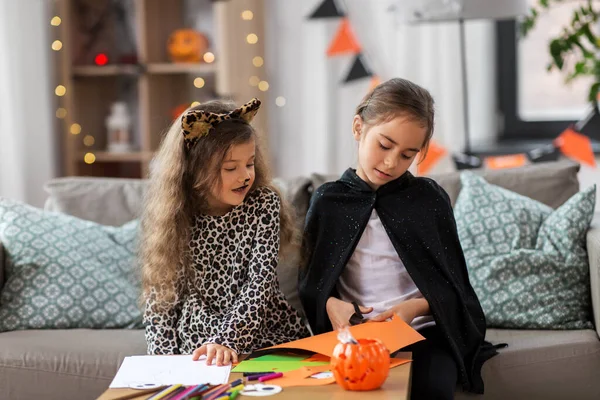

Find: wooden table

[97,354,411,400]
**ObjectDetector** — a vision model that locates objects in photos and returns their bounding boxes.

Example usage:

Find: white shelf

[72,65,139,77]
[77,151,153,162]
[146,62,217,75]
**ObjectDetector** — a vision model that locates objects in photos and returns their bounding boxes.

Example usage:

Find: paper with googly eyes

[240,384,282,396]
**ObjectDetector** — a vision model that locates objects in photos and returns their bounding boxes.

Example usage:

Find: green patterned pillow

[455,172,596,329]
[0,197,143,331]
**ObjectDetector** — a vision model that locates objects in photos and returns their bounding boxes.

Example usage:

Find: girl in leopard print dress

[140,98,308,366]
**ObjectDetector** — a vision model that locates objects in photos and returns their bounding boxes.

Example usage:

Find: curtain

[0,0,56,207]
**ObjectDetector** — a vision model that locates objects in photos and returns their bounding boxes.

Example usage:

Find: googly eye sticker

[240,384,283,396]
[129,382,163,390]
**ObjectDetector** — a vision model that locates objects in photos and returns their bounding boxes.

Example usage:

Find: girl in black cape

[298,78,499,399]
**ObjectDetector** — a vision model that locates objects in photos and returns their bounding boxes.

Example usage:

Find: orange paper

[417,140,447,175]
[327,18,361,56]
[484,153,527,170]
[266,315,424,357]
[275,365,335,387]
[271,358,411,388]
[555,128,596,167]
[303,353,330,363]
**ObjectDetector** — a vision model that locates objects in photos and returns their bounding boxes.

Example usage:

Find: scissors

[349,301,367,325]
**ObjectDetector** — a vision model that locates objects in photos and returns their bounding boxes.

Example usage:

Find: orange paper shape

[304,353,331,363]
[484,153,527,170]
[327,18,361,56]
[555,128,596,167]
[266,315,424,357]
[417,140,447,175]
[276,365,335,388]
[389,358,411,369]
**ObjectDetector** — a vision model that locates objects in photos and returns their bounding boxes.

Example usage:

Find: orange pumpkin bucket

[330,329,390,391]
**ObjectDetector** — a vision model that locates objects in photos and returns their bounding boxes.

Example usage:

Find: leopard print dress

[144,186,309,355]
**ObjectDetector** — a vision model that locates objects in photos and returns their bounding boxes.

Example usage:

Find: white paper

[109,355,231,388]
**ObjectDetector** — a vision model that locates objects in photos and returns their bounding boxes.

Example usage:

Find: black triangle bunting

[575,106,600,141]
[308,0,345,19]
[343,54,372,83]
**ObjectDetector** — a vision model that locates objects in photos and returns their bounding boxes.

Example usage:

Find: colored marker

[162,386,186,400]
[258,372,283,382]
[203,379,243,400]
[170,384,205,400]
[147,384,183,400]
[242,371,274,377]
[230,384,244,391]
[183,384,209,398]
[246,373,274,381]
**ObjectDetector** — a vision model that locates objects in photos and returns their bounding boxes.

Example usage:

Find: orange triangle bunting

[327,18,361,57]
[417,140,447,175]
[555,128,596,167]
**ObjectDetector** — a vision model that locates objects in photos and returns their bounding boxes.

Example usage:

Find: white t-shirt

[336,210,435,331]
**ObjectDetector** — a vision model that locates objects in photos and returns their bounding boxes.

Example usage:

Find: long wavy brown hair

[140,100,297,305]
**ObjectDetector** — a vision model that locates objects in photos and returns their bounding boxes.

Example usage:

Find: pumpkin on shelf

[330,328,390,391]
[167,29,209,63]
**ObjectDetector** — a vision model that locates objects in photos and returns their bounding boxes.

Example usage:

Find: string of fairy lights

[51,12,97,165]
[240,8,286,107]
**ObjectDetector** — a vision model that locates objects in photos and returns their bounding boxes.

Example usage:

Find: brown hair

[356,78,435,160]
[140,100,297,305]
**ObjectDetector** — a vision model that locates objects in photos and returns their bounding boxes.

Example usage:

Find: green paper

[252,354,309,362]
[232,360,329,373]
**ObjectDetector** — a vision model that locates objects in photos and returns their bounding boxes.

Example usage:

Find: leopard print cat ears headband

[181,98,261,150]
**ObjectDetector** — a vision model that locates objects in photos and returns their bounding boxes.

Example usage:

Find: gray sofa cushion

[273,176,314,315]
[40,160,581,228]
[0,329,146,400]
[44,177,148,226]
[429,160,581,208]
[455,329,600,399]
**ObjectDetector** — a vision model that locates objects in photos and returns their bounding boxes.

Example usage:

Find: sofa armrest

[588,222,600,338]
[0,240,4,291]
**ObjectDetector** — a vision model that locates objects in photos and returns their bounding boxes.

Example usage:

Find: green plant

[521,0,600,103]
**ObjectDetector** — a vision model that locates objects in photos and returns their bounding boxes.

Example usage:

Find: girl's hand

[192,343,238,366]
[370,298,429,324]
[326,297,373,330]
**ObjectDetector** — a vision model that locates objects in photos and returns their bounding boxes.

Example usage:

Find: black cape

[298,169,498,394]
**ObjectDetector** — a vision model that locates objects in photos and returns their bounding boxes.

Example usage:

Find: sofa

[0,160,599,400]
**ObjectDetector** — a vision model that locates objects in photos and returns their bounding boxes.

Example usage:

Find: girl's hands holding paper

[192,343,238,366]
[369,298,430,324]
[326,297,373,330]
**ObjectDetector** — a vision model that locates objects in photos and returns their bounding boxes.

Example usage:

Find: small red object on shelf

[94,53,109,66]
